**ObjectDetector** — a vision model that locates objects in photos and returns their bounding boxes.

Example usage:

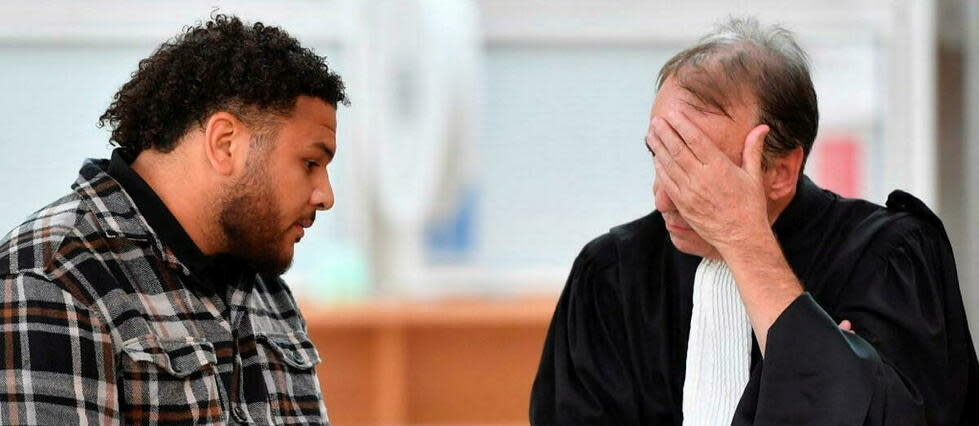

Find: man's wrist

[714,226,804,355]
[715,225,781,264]
[718,229,804,300]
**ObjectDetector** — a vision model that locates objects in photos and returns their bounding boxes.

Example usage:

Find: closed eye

[305,160,320,171]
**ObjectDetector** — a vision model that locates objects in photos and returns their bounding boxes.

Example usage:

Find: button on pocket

[232,404,248,422]
[120,335,224,424]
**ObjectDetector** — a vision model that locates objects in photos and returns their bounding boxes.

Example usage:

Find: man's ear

[766,146,804,200]
[202,111,249,176]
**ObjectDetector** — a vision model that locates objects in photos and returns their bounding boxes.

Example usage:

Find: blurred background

[0,0,976,424]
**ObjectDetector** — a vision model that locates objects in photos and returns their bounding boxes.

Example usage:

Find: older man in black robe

[530,17,979,425]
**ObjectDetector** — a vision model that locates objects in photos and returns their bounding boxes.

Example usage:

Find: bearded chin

[217,172,292,276]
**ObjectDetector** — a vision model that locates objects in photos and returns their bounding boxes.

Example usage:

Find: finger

[649,130,691,187]
[666,110,722,164]
[652,116,702,172]
[742,123,770,179]
[838,320,855,334]
[654,156,683,204]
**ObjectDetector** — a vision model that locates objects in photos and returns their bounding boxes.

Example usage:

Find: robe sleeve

[530,237,647,426]
[733,215,979,425]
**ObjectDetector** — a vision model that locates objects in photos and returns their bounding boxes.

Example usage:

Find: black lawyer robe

[530,176,979,425]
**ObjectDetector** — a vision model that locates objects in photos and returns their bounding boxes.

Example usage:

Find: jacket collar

[72,158,190,273]
[771,174,835,244]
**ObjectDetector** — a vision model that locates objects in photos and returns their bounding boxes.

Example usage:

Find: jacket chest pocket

[120,336,224,425]
[255,331,327,424]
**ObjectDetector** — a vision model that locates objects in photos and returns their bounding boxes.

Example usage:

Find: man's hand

[646,110,770,253]
[647,110,804,354]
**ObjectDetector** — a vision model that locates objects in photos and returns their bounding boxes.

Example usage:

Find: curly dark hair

[99,14,348,154]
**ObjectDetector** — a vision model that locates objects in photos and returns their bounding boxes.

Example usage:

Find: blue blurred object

[425,185,478,262]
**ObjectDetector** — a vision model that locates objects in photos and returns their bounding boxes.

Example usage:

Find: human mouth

[665,220,693,234]
[293,217,314,242]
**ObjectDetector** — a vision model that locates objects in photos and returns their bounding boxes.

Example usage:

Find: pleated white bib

[682,258,752,425]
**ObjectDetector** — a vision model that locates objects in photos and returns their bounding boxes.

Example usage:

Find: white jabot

[682,258,752,425]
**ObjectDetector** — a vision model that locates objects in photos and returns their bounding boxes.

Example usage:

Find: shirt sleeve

[733,217,979,425]
[0,273,118,424]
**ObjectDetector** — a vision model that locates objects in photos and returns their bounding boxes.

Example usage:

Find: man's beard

[218,161,292,276]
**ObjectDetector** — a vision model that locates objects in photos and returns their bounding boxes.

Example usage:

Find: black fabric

[106,149,244,306]
[530,176,979,425]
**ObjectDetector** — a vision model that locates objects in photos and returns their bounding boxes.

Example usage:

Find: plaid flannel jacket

[0,159,329,425]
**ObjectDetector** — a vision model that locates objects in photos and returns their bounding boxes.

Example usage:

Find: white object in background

[366,0,481,296]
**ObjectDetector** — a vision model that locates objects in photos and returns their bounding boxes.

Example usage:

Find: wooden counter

[300,296,558,426]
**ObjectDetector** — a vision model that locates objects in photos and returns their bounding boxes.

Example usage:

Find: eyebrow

[313,141,335,161]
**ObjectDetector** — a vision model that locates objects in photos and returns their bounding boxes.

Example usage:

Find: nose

[653,176,676,213]
[311,169,335,211]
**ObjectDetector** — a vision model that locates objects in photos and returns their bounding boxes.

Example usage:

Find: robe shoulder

[576,210,665,271]
[531,210,681,425]
[794,188,952,267]
[846,189,952,257]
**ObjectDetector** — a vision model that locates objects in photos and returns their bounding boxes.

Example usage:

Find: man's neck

[767,187,797,227]
[130,150,223,256]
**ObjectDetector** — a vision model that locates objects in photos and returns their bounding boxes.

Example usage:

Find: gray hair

[657,17,819,169]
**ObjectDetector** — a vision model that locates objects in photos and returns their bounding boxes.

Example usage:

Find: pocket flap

[257,331,321,369]
[122,335,217,378]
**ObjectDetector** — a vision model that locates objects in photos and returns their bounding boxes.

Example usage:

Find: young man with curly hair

[0,15,346,425]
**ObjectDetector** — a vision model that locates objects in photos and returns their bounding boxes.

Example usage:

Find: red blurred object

[816,136,862,198]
